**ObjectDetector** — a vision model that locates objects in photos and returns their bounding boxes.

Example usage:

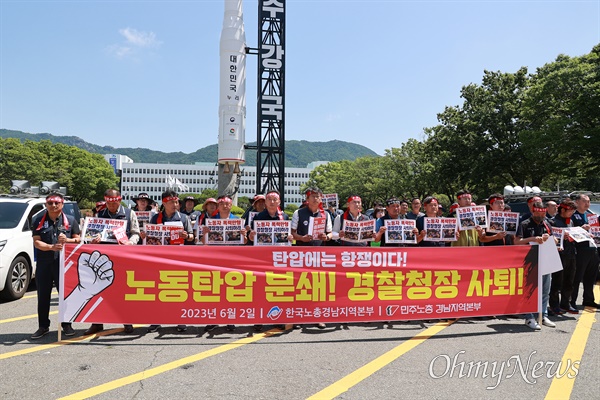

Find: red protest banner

[59,245,538,325]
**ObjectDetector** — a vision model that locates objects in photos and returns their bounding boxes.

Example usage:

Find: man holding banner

[31,192,81,339]
[291,187,333,246]
[147,190,194,333]
[84,188,139,336]
[332,195,370,247]
[514,201,556,330]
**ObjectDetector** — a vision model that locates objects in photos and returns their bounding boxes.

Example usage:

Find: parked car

[0,195,81,300]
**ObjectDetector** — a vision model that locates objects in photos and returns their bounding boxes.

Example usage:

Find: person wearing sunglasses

[31,192,81,339]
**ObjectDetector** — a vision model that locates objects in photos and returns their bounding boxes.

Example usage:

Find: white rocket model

[218,0,246,175]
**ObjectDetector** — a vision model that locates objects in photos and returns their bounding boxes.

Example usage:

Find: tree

[305,157,386,209]
[0,138,118,205]
[425,68,532,199]
[0,138,51,191]
[522,45,600,191]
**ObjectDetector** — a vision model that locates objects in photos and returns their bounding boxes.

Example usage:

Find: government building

[104,154,326,206]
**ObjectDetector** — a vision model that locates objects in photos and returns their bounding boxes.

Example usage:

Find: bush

[231,205,245,217]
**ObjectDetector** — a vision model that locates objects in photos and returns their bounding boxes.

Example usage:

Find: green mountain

[0,129,379,167]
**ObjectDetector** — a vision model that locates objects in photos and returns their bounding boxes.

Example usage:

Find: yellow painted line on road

[0,327,131,360]
[58,329,282,400]
[0,310,58,324]
[21,291,58,300]
[545,285,599,400]
[307,320,456,400]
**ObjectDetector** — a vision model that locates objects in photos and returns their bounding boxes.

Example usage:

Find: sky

[1,0,599,157]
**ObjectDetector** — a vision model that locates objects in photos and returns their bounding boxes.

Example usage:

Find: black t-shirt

[32,211,80,262]
[516,217,552,239]
[416,215,446,247]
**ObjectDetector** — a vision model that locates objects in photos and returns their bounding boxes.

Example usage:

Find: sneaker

[84,324,104,335]
[123,325,134,334]
[542,317,556,328]
[525,318,541,331]
[561,305,579,314]
[176,325,187,332]
[62,324,76,336]
[582,301,600,309]
[293,325,302,330]
[31,327,50,339]
[317,323,326,329]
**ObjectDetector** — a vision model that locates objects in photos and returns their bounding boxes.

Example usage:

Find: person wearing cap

[374,197,414,247]
[416,196,448,247]
[146,190,194,334]
[452,190,483,247]
[480,194,512,246]
[196,197,218,242]
[132,192,155,212]
[373,206,385,220]
[200,196,247,245]
[131,193,156,235]
[199,198,218,223]
[291,187,333,247]
[84,188,140,336]
[570,193,599,309]
[549,199,578,315]
[514,201,556,330]
[406,197,424,220]
[30,192,81,339]
[436,204,445,217]
[244,194,266,231]
[92,201,107,217]
[180,196,201,243]
[248,191,290,236]
[332,195,370,247]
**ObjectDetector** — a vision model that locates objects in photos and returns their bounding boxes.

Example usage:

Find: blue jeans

[525,274,551,320]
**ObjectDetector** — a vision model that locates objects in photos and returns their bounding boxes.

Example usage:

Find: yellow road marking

[545,285,599,400]
[307,320,455,400]
[58,329,282,400]
[0,327,131,360]
[21,291,58,300]
[0,311,58,324]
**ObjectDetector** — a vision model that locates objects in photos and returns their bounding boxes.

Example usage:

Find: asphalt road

[1,285,598,400]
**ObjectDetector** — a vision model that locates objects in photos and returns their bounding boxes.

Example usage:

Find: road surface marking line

[0,310,58,324]
[545,286,599,400]
[0,327,134,360]
[21,291,58,300]
[58,329,282,400]
[307,320,455,400]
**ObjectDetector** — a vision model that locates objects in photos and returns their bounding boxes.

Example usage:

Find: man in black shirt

[31,193,81,339]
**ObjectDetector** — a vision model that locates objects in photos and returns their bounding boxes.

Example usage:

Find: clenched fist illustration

[63,251,115,322]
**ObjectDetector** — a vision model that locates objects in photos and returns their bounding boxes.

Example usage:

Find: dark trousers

[36,259,68,329]
[571,248,599,305]
[549,254,576,309]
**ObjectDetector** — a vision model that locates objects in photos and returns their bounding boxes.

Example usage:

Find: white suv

[0,196,81,300]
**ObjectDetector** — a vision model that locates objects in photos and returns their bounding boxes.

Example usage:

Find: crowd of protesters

[30,187,599,339]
